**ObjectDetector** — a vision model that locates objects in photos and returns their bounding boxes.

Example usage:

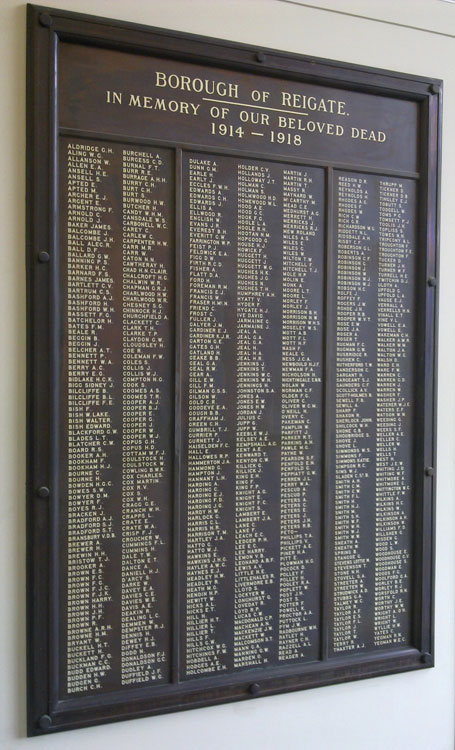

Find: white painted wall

[0,1,453,748]
[277,0,455,36]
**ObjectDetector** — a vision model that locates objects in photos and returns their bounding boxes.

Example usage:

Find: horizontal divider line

[52,646,422,713]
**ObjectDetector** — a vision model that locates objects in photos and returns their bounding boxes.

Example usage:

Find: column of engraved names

[279,168,323,662]
[235,162,280,669]
[375,179,414,647]
[121,148,173,685]
[185,156,234,677]
[66,141,115,693]
[333,174,375,653]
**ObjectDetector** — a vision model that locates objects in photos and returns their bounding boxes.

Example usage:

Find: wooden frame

[27,3,441,735]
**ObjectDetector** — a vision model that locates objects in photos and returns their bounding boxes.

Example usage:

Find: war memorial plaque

[27,4,440,735]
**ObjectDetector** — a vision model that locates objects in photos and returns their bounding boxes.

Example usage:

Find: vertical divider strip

[172,147,183,683]
[412,96,432,656]
[321,166,335,662]
[419,94,438,657]
[50,30,60,710]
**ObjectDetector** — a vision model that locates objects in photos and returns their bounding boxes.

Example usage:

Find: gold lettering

[154,71,239,99]
[281,91,347,115]
[351,127,387,142]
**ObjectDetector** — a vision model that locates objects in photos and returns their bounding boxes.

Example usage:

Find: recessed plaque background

[27,4,440,736]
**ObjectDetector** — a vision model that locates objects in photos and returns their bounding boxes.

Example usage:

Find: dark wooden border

[26,3,441,736]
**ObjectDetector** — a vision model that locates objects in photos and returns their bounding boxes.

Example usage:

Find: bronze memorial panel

[26,4,440,735]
